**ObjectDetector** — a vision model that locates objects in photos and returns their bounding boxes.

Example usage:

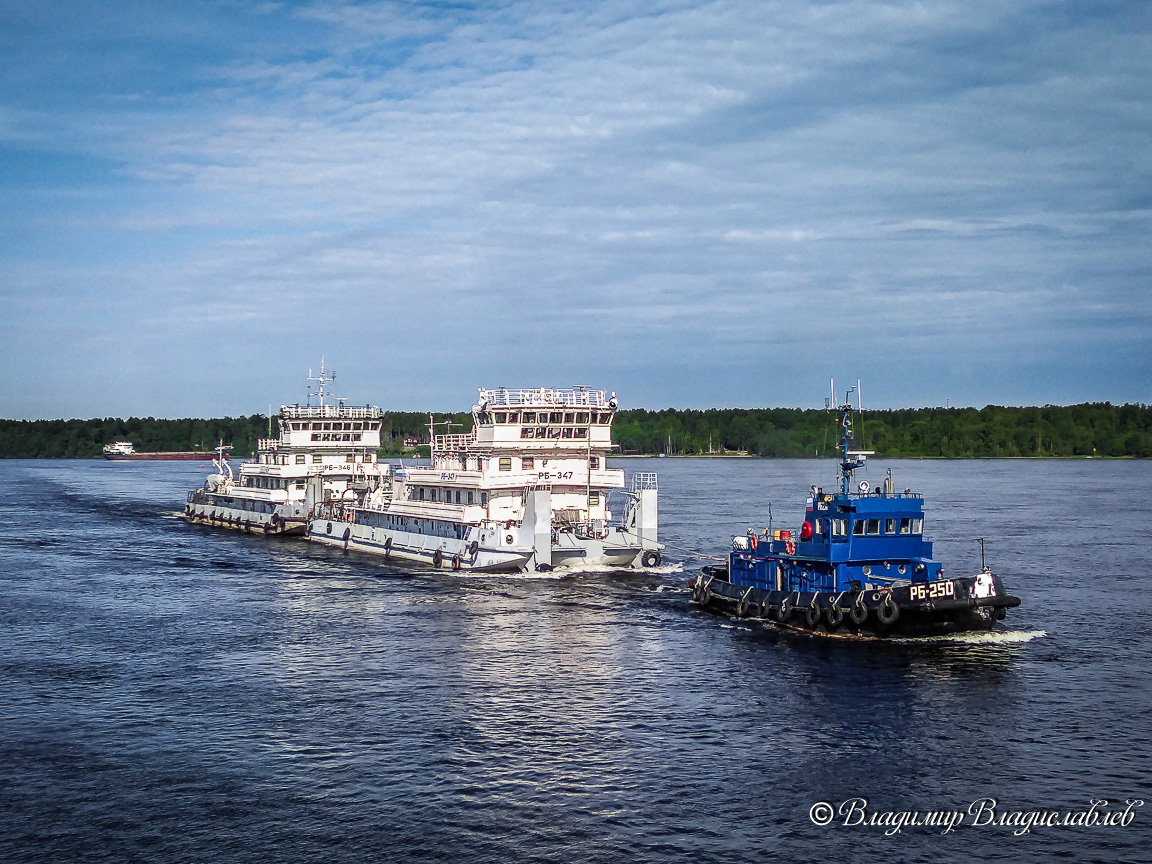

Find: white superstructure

[184,362,390,536]
[307,387,660,572]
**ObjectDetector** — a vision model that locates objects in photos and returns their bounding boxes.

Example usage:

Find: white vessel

[184,363,390,536]
[307,387,660,572]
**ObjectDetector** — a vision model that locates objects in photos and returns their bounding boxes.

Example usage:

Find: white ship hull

[305,516,652,571]
[306,482,658,573]
[185,491,309,536]
[307,517,532,571]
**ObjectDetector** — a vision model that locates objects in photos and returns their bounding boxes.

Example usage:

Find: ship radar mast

[306,358,341,408]
[833,378,874,495]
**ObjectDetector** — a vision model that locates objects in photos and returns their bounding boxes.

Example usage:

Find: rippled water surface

[2,457,1150,863]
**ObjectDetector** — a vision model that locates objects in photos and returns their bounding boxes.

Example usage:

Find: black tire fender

[877,594,900,624]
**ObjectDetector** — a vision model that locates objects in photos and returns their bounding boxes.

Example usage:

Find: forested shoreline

[2,402,1150,459]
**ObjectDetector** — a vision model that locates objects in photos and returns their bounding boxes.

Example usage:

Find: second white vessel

[185,363,390,536]
[307,387,660,572]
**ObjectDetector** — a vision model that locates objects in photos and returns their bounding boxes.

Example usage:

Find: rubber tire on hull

[850,597,868,625]
[805,604,821,628]
[825,604,844,629]
[877,596,900,625]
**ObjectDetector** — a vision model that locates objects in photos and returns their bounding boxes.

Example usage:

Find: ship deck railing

[479,387,610,408]
[280,404,381,419]
[630,472,658,492]
[434,433,478,451]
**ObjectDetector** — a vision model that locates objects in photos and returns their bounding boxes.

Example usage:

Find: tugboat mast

[832,379,874,495]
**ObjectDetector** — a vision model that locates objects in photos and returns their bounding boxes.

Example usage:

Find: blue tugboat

[691,387,1020,637]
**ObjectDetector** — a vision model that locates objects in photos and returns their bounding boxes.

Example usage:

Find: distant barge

[102,442,221,461]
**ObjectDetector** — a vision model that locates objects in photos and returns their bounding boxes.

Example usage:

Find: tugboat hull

[692,567,1021,638]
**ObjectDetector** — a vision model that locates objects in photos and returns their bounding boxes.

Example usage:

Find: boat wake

[722,615,1046,645]
[887,628,1047,645]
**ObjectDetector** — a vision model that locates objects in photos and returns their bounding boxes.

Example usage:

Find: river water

[1,457,1149,863]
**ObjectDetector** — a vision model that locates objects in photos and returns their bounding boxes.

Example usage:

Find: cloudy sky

[2,0,1149,419]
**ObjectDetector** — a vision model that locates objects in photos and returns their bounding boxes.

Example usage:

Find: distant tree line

[613,403,1152,458]
[0,412,471,459]
[2,403,1150,459]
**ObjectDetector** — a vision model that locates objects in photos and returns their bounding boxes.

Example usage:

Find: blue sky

[1,0,1149,419]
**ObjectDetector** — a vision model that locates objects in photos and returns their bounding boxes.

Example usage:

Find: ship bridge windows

[852,520,865,536]
[495,412,507,423]
[296,454,306,464]
[522,457,535,470]
[590,456,600,469]
[499,457,512,471]
[866,519,881,535]
[832,518,848,538]
[522,411,536,423]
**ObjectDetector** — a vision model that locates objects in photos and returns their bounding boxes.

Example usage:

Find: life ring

[641,549,661,568]
[452,553,462,570]
[505,534,514,545]
[849,593,868,625]
[433,549,444,568]
[749,535,758,550]
[785,540,796,555]
[877,594,900,625]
